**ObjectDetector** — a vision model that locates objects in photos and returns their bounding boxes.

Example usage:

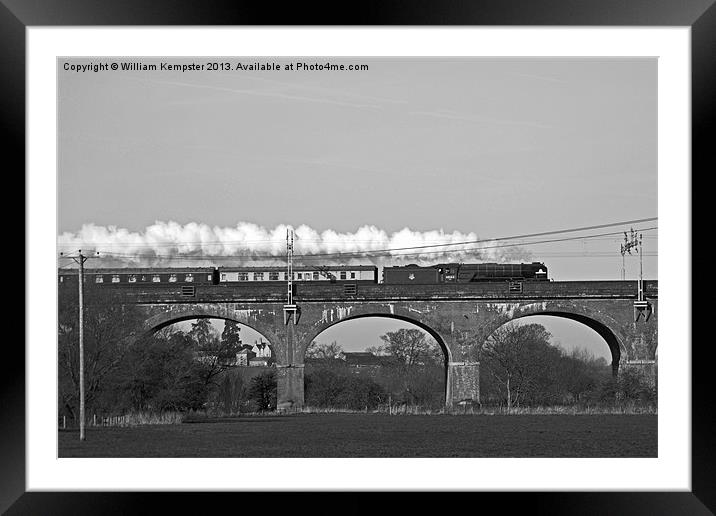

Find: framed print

[8,0,710,513]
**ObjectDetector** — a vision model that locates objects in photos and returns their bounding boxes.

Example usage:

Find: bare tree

[481,323,553,410]
[375,328,443,368]
[374,328,444,406]
[305,340,344,360]
[58,288,143,419]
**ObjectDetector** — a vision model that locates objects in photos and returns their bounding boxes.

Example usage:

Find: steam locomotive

[57,262,548,287]
[382,262,548,284]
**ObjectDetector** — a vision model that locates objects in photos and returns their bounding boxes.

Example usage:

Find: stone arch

[136,305,284,363]
[480,303,627,375]
[299,307,453,406]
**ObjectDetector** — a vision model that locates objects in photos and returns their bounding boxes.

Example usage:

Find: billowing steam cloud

[58,221,531,268]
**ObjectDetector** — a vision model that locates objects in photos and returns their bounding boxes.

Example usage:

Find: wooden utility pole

[76,251,87,440]
[67,250,92,441]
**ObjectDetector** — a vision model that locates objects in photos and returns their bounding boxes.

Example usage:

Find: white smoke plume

[58,221,531,268]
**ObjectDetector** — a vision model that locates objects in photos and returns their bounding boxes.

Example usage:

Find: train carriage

[218,265,378,283]
[58,267,220,286]
[58,265,379,287]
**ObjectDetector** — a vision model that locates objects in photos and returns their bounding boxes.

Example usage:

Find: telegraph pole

[62,249,98,441]
[72,251,88,440]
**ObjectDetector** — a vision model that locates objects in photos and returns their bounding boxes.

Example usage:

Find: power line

[376,227,658,260]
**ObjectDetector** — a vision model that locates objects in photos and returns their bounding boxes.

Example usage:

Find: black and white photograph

[6,3,707,509]
[55,56,659,459]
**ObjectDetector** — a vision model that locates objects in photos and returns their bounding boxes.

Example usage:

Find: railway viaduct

[93,279,658,410]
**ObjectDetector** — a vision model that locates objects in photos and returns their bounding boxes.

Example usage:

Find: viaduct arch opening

[479,311,625,408]
[301,314,451,410]
[136,313,280,414]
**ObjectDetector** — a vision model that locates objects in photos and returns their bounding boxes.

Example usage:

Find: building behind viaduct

[82,279,658,410]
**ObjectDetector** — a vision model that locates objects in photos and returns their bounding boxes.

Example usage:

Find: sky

[58,57,657,361]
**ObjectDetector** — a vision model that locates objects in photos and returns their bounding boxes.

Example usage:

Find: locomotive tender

[57,262,548,287]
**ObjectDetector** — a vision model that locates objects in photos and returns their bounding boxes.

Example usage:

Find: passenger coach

[219,265,378,283]
[57,267,220,286]
[58,265,379,286]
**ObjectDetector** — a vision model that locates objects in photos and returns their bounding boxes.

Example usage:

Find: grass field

[58,413,656,457]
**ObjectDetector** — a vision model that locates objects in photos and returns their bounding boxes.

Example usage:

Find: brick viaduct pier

[101,279,658,410]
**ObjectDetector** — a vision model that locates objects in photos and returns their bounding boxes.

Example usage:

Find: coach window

[350,272,356,279]
[152,275,161,282]
[112,274,121,283]
[185,274,194,282]
[340,271,347,280]
[95,276,103,283]
[254,272,264,281]
[238,272,248,281]
[169,274,178,283]
[297,273,303,280]
[128,275,137,283]
[269,272,279,281]
[313,272,320,280]
[221,273,227,281]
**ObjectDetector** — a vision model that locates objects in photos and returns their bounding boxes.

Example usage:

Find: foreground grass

[58,413,657,458]
[70,404,656,428]
[300,404,657,415]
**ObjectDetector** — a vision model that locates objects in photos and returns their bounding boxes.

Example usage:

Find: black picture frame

[7,1,709,513]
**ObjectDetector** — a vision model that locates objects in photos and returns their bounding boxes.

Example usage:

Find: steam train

[57,262,548,286]
[382,262,548,284]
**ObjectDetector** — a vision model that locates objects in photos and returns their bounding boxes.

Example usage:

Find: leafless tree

[305,340,344,360]
[58,289,143,419]
[481,323,553,410]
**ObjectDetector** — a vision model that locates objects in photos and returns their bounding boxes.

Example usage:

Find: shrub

[247,371,277,411]
[305,369,387,410]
